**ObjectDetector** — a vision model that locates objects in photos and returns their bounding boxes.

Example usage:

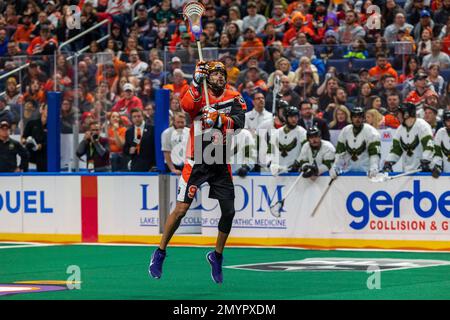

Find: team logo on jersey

[8,143,14,150]
[226,258,450,272]
[440,142,450,161]
[400,136,419,157]
[279,138,298,157]
[345,141,366,161]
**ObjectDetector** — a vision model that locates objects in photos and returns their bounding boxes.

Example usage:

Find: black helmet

[276,99,289,111]
[284,105,299,118]
[398,102,416,119]
[443,110,450,122]
[307,126,321,139]
[351,106,365,117]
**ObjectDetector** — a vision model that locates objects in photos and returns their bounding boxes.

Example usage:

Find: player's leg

[205,163,236,283]
[159,201,191,250]
[149,162,206,279]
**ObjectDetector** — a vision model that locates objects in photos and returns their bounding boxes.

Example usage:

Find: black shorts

[177,160,235,203]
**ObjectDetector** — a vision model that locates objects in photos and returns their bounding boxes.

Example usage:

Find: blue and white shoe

[149,248,166,279]
[206,251,223,284]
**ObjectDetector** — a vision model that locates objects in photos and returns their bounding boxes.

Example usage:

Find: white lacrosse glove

[329,166,341,179]
[26,136,38,151]
[368,168,379,179]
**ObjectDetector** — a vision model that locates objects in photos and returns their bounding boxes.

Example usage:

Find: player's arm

[433,131,444,169]
[181,62,208,117]
[367,129,381,175]
[333,129,347,170]
[384,127,403,172]
[419,123,435,163]
[319,143,336,175]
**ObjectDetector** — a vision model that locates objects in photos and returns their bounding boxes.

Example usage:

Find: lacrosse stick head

[370,172,389,183]
[183,1,205,40]
[270,200,284,218]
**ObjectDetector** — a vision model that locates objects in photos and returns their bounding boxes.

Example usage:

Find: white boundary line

[2,241,450,253]
[0,243,60,250]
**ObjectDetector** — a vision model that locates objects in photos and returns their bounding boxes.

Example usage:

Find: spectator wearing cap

[76,120,111,172]
[111,83,143,117]
[423,104,443,133]
[368,54,398,83]
[406,0,429,25]
[242,2,267,35]
[127,50,148,80]
[405,72,436,107]
[174,33,195,63]
[110,22,125,50]
[22,104,48,172]
[235,56,268,89]
[0,121,28,173]
[27,23,58,55]
[235,26,264,67]
[239,66,268,95]
[282,12,305,47]
[13,11,35,47]
[202,4,224,34]
[422,40,450,69]
[163,69,189,98]
[338,10,366,45]
[320,30,344,61]
[384,13,414,43]
[413,9,435,40]
[267,4,290,34]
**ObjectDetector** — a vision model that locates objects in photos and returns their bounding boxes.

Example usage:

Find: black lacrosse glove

[302,164,318,178]
[420,159,431,172]
[288,160,301,172]
[382,161,394,173]
[237,165,250,177]
[432,165,442,179]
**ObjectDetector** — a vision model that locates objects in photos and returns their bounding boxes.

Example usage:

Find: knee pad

[218,200,235,234]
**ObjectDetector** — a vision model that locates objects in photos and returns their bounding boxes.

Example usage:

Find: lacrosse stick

[269,173,303,218]
[183,1,210,109]
[272,75,281,114]
[370,169,422,183]
[310,177,336,217]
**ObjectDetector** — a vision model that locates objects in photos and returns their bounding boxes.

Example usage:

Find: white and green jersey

[269,125,307,169]
[334,123,381,172]
[386,118,435,171]
[433,127,450,172]
[297,140,336,175]
[229,128,257,173]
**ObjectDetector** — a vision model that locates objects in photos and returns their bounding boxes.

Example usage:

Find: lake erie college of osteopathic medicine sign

[0,173,449,250]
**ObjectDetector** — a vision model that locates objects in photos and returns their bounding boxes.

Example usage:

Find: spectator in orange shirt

[236,26,264,67]
[13,12,35,47]
[282,12,305,47]
[107,111,128,171]
[163,69,189,98]
[26,24,58,56]
[368,54,398,83]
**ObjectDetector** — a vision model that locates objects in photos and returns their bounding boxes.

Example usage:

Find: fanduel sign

[0,191,53,214]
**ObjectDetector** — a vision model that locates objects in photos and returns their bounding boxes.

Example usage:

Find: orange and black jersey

[181,84,247,161]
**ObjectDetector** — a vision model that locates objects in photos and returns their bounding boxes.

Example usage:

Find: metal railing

[58,19,110,53]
